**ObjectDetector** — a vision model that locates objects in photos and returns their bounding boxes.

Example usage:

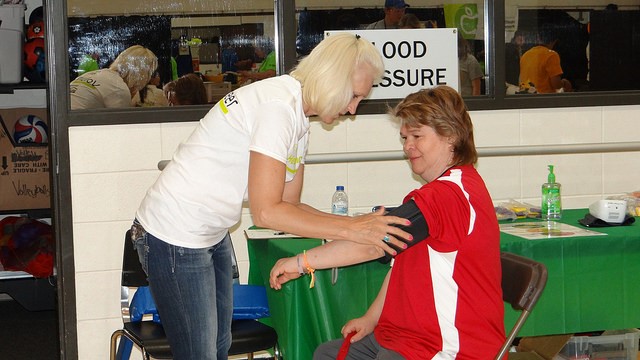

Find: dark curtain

[589,10,640,91]
[68,15,172,84]
[296,8,445,56]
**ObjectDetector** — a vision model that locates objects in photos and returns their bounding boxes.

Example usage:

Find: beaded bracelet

[296,254,305,276]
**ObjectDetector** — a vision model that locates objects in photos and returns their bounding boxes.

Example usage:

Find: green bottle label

[542,187,562,218]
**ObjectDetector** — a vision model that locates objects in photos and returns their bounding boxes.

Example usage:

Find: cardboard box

[510,330,640,360]
[510,334,574,360]
[203,81,232,103]
[0,108,51,211]
[558,330,640,360]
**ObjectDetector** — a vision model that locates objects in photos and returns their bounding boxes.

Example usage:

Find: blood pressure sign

[325,28,458,100]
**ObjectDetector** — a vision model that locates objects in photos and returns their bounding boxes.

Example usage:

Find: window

[61,0,640,124]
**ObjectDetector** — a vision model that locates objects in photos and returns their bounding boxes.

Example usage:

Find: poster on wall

[325,28,458,100]
[443,3,481,40]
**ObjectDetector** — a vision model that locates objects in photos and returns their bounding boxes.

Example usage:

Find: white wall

[67,104,640,359]
[0,89,47,109]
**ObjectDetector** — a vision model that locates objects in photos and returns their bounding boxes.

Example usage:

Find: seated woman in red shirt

[270,85,505,360]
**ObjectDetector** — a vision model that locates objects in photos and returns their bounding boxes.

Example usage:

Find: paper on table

[499,221,607,240]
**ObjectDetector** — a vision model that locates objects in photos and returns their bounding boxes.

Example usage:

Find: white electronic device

[588,199,627,224]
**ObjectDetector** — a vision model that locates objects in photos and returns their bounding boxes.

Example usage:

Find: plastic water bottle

[331,186,349,216]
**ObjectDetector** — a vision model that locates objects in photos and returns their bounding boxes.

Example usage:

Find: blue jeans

[132,226,233,360]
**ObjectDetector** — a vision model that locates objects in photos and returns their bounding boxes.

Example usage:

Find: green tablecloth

[247,238,389,360]
[247,209,640,360]
[500,209,640,337]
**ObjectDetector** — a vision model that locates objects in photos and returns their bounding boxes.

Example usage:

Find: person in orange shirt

[519,27,572,93]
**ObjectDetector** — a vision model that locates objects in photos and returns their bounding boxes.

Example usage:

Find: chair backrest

[123,230,239,285]
[122,230,149,288]
[120,230,268,320]
[495,252,548,360]
[230,237,240,282]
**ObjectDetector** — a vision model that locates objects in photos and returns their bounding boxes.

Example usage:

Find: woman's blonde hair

[290,33,384,119]
[392,85,477,166]
[109,45,158,94]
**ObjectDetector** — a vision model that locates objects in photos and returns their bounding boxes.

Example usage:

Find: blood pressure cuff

[378,199,429,263]
[578,213,636,227]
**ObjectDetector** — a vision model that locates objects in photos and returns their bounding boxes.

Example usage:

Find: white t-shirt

[70,69,131,109]
[136,75,309,248]
[458,54,484,97]
[131,85,169,107]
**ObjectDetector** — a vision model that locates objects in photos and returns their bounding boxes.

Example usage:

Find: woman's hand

[341,316,377,342]
[346,207,412,255]
[269,256,301,290]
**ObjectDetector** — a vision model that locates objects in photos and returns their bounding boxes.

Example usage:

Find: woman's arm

[471,77,482,96]
[269,240,384,289]
[248,151,412,253]
[239,69,276,81]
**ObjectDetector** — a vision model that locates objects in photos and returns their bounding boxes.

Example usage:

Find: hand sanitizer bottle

[541,165,562,220]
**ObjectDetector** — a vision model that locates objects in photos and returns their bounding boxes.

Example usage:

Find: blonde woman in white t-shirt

[70,45,157,109]
[132,33,411,360]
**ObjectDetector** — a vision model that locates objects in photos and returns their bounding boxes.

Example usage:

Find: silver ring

[382,235,390,243]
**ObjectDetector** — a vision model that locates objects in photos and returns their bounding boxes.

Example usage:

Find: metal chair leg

[110,330,134,360]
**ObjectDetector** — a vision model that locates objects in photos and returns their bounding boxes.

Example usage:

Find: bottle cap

[336,186,344,191]
[547,165,555,183]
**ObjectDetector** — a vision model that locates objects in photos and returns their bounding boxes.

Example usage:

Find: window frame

[45,1,640,357]
[63,0,640,127]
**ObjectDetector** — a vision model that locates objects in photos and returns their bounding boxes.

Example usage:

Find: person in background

[398,13,423,29]
[76,53,100,77]
[424,19,438,28]
[505,30,525,87]
[169,57,179,82]
[131,33,411,360]
[132,70,169,107]
[175,36,194,77]
[221,45,240,73]
[70,45,157,109]
[163,73,208,106]
[519,25,572,93]
[238,44,277,83]
[366,0,409,30]
[458,34,484,96]
[270,85,505,360]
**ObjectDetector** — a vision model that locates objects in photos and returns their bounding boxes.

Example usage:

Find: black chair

[109,230,280,360]
[495,252,548,360]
